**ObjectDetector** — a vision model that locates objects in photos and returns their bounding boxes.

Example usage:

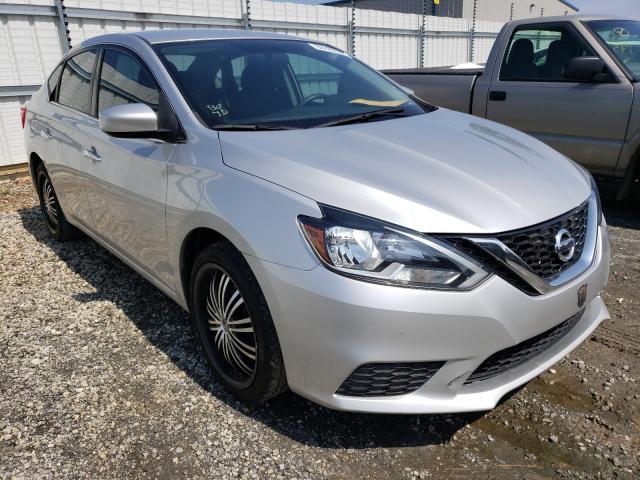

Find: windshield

[154,39,431,129]
[586,20,640,79]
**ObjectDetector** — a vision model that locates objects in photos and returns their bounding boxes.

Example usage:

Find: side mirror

[99,103,158,135]
[564,57,610,82]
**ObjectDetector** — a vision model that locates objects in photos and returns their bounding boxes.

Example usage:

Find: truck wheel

[631,178,640,207]
[190,242,288,405]
[35,164,80,241]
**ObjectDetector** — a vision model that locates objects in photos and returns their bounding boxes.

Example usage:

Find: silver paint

[99,103,158,134]
[24,28,611,413]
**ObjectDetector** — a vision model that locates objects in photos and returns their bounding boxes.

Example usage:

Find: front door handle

[39,127,51,139]
[83,146,102,162]
[489,91,507,101]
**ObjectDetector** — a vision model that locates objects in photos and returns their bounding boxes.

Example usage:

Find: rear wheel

[190,242,287,405]
[35,164,79,241]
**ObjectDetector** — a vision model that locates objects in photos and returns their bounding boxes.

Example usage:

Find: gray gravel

[1,179,638,479]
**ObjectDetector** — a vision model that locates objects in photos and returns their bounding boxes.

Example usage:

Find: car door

[83,46,175,287]
[46,49,99,228]
[485,22,633,174]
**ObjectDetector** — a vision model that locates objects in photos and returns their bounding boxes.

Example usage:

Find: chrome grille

[465,309,584,385]
[335,362,444,397]
[496,202,589,280]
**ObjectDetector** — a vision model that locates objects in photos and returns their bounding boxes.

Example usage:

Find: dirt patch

[0,177,36,213]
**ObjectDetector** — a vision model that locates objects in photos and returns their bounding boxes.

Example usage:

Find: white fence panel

[472,19,502,63]
[423,16,470,67]
[0,96,29,167]
[0,13,62,87]
[64,0,243,44]
[251,0,349,51]
[356,9,420,70]
[63,0,242,18]
[252,0,347,25]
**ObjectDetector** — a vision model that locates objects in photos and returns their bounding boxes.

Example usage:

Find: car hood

[218,108,591,234]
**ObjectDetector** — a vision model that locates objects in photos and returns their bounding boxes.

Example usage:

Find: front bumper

[246,224,610,414]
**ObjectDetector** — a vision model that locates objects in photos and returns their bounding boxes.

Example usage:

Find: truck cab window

[501,26,596,81]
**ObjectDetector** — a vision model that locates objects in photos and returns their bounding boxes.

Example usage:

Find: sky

[273,0,638,17]
[571,0,638,16]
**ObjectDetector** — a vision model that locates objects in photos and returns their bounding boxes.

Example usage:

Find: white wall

[463,0,576,23]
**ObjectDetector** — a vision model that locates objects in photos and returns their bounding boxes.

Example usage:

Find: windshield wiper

[213,124,298,131]
[317,108,408,128]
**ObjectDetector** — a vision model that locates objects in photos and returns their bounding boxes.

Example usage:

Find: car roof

[80,28,305,47]
[509,14,636,26]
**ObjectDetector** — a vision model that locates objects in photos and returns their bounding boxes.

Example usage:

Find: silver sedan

[23,28,610,413]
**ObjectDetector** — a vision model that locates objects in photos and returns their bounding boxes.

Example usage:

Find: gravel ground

[1,178,638,479]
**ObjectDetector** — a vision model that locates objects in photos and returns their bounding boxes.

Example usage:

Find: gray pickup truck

[385,15,640,201]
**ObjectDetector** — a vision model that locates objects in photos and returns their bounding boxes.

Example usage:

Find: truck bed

[383,66,484,76]
[383,66,484,114]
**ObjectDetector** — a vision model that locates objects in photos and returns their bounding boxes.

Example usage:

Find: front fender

[166,145,322,305]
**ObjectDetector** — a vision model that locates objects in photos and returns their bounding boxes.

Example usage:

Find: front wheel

[190,243,287,405]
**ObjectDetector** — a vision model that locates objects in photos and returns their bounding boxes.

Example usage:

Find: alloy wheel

[205,267,258,385]
[41,177,58,227]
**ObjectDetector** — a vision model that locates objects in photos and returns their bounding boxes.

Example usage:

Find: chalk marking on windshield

[207,104,229,117]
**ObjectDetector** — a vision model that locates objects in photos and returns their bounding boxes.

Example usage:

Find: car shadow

[597,179,639,230]
[18,206,485,449]
[602,200,639,230]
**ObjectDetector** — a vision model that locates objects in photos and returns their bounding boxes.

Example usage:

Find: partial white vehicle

[23,29,610,413]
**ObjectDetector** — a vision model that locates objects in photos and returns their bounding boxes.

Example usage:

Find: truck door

[484,22,632,175]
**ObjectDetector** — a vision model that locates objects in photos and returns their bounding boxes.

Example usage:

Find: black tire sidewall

[190,245,283,404]
[36,165,61,238]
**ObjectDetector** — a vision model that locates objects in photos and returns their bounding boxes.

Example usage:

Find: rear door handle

[489,91,507,101]
[39,127,51,139]
[83,146,102,162]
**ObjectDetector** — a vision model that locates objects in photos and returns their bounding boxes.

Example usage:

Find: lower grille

[465,309,584,385]
[336,361,444,397]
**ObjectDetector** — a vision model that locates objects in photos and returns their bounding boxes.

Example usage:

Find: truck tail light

[20,105,27,129]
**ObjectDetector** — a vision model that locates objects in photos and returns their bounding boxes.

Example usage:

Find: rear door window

[97,48,160,114]
[57,50,98,114]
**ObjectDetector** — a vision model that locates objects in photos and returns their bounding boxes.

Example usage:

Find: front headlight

[298,205,490,290]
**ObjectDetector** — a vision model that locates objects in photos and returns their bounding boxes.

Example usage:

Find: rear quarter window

[47,64,63,101]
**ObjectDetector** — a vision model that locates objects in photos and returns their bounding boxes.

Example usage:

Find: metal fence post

[418,0,426,68]
[242,0,252,30]
[469,0,477,63]
[54,0,71,52]
[348,0,356,57]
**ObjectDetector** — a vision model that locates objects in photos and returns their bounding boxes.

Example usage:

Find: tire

[631,178,640,208]
[35,164,79,241]
[190,242,288,405]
